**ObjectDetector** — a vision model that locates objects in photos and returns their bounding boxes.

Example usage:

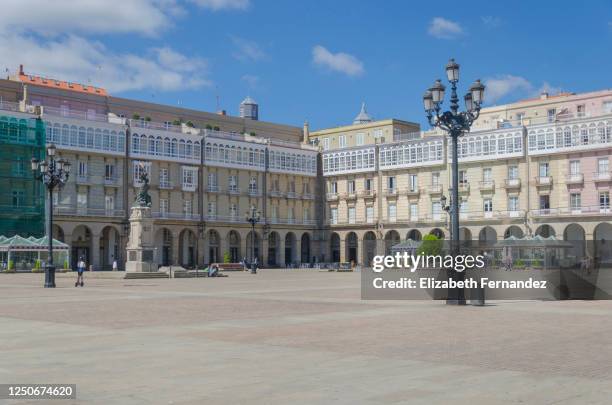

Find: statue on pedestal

[134,170,152,207]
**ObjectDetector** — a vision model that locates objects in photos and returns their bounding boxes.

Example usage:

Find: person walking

[112,258,118,271]
[75,256,85,287]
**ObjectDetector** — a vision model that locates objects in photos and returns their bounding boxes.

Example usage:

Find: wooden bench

[216,263,245,272]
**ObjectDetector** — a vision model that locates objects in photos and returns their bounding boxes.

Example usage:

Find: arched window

[133,133,140,153]
[149,135,156,154]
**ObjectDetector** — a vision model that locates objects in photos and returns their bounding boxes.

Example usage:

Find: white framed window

[105,195,114,214]
[159,168,169,188]
[133,161,151,185]
[160,198,168,217]
[577,104,585,117]
[105,164,115,180]
[208,172,217,191]
[388,204,397,222]
[432,172,440,186]
[459,170,468,184]
[598,158,609,174]
[78,161,88,177]
[339,135,346,148]
[410,203,418,220]
[347,180,355,193]
[228,175,238,192]
[288,207,295,223]
[323,137,330,151]
[182,166,197,192]
[249,176,257,193]
[183,199,192,218]
[366,206,374,223]
[387,176,396,191]
[508,196,519,212]
[600,191,610,211]
[432,201,441,220]
[374,129,383,139]
[483,168,492,181]
[356,133,365,146]
[330,207,338,224]
[330,181,338,194]
[303,207,310,222]
[348,207,356,224]
[508,166,518,180]
[547,108,556,123]
[570,160,581,176]
[539,162,550,178]
[271,205,278,220]
[409,174,418,191]
[570,193,581,210]
[484,198,493,212]
[229,203,238,219]
[365,178,372,191]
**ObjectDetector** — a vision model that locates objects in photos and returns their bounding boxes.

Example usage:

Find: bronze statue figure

[134,169,152,207]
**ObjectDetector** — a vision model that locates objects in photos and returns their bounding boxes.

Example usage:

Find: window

[409,174,418,191]
[570,193,581,210]
[105,195,114,214]
[347,180,355,193]
[323,138,330,151]
[483,168,492,182]
[78,161,88,177]
[11,190,24,207]
[604,101,612,114]
[387,176,396,191]
[539,195,550,210]
[229,203,238,219]
[183,199,192,218]
[13,158,25,177]
[598,158,609,174]
[330,207,338,224]
[207,201,216,218]
[600,192,610,211]
[388,204,397,222]
[432,172,440,186]
[577,104,585,118]
[160,199,168,216]
[539,162,550,178]
[484,198,493,212]
[133,161,151,185]
[365,178,372,191]
[356,133,365,146]
[228,175,238,192]
[105,164,115,180]
[159,168,169,188]
[547,108,556,123]
[366,206,374,223]
[432,201,441,220]
[374,129,383,139]
[459,170,468,185]
[339,135,346,148]
[182,167,197,191]
[410,203,418,220]
[508,166,518,180]
[271,205,278,220]
[330,181,338,194]
[460,199,468,214]
[348,207,356,224]
[303,207,310,222]
[208,172,217,191]
[289,180,295,193]
[508,196,519,212]
[249,176,257,194]
[516,112,525,125]
[288,207,295,223]
[570,160,581,176]
[77,192,87,214]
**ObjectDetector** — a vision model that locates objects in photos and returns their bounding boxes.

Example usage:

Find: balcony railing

[286,191,299,199]
[565,173,584,185]
[104,176,120,187]
[504,178,521,188]
[342,192,357,200]
[326,192,338,201]
[384,188,399,197]
[535,176,553,186]
[302,192,315,200]
[207,184,219,193]
[404,188,420,197]
[459,182,470,192]
[54,206,125,217]
[428,184,443,194]
[479,180,495,191]
[358,189,376,198]
[153,212,202,221]
[593,171,612,182]
[228,187,241,195]
[159,181,174,190]
[248,188,261,197]
[75,174,90,184]
[182,183,196,192]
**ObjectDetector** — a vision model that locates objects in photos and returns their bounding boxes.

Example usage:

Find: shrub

[132,113,140,120]
[8,260,14,270]
[515,259,525,268]
[213,126,220,131]
[63,259,69,270]
[417,234,442,257]
[205,124,213,130]
[223,252,231,263]
[186,121,195,128]
[173,119,182,126]
[34,259,41,270]
[145,116,151,121]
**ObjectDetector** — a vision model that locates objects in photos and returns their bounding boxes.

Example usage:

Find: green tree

[223,252,231,263]
[417,234,443,256]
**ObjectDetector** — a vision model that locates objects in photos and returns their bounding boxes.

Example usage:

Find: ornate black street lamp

[245,205,261,274]
[424,59,485,304]
[31,144,71,288]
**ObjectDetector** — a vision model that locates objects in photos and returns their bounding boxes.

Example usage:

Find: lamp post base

[251,263,257,274]
[44,265,56,288]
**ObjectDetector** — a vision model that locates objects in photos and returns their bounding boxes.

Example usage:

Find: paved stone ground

[1,270,612,404]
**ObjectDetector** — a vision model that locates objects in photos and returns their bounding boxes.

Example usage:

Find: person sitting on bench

[209,263,219,277]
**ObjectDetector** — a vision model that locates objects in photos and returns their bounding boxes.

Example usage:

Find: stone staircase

[123,272,169,280]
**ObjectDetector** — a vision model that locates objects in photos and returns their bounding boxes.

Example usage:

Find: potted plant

[32,259,43,273]
[5,260,15,273]
[223,252,231,264]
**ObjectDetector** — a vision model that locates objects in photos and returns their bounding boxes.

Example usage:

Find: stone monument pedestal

[125,206,157,273]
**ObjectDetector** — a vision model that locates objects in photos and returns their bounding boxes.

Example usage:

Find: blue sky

[1,0,611,130]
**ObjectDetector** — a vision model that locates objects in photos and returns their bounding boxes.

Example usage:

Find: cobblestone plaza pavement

[2,270,612,404]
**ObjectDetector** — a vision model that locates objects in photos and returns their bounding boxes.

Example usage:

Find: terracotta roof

[14,65,107,96]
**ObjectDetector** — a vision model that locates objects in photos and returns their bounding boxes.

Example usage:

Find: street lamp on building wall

[245,205,261,274]
[423,59,485,304]
[31,144,71,288]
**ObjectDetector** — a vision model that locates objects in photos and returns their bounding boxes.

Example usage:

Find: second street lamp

[423,59,485,305]
[245,205,261,274]
[31,144,71,288]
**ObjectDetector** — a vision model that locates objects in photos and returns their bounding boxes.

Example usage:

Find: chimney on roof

[217,110,226,116]
[19,64,24,75]
[540,92,549,100]
[303,121,310,144]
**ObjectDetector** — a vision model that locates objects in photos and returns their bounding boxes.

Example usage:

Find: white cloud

[484,75,562,104]
[481,16,502,28]
[0,0,180,37]
[312,45,364,77]
[231,36,265,61]
[189,0,249,11]
[241,74,260,88]
[428,17,464,39]
[0,34,210,93]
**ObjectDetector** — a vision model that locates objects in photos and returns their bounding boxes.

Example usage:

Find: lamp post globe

[423,59,485,305]
[245,205,261,274]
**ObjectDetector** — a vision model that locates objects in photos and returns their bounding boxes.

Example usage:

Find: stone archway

[100,226,121,270]
[594,223,612,264]
[330,233,341,262]
[345,232,358,264]
[564,223,585,265]
[479,226,497,247]
[155,228,173,266]
[300,233,311,264]
[430,228,445,240]
[179,229,197,268]
[268,232,280,266]
[504,225,524,239]
[459,227,472,248]
[284,232,296,266]
[535,224,555,238]
[363,231,377,266]
[228,230,241,263]
[208,229,220,264]
[384,230,400,255]
[52,224,65,242]
[407,229,422,241]
[71,225,92,270]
